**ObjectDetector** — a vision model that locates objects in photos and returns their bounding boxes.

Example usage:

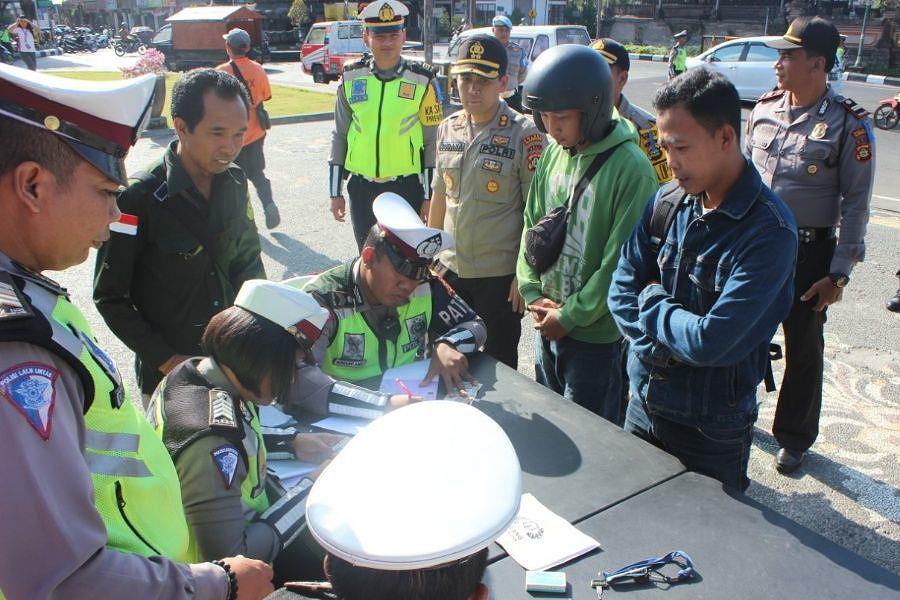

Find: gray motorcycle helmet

[523,44,614,149]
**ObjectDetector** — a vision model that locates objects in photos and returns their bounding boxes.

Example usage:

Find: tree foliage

[288,0,310,27]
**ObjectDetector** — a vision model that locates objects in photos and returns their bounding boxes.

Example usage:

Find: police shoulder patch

[757,88,786,103]
[0,362,59,440]
[406,60,437,78]
[0,273,33,321]
[211,444,240,489]
[839,96,870,120]
[209,389,238,429]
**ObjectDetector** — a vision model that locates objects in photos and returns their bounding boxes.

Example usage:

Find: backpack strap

[648,183,686,255]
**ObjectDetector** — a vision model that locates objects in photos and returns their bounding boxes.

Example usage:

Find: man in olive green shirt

[429,34,545,368]
[94,69,265,400]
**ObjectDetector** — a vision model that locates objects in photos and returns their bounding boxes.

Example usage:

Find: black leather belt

[797,227,836,243]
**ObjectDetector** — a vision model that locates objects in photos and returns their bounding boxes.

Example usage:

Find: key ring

[590,550,695,598]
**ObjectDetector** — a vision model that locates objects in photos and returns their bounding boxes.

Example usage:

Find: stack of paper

[259,404,298,429]
[496,494,600,571]
[310,416,370,436]
[267,459,318,490]
[379,360,438,401]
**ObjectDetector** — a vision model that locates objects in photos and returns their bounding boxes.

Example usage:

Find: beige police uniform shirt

[744,86,874,275]
[504,41,528,94]
[618,93,672,185]
[0,252,227,600]
[432,101,545,278]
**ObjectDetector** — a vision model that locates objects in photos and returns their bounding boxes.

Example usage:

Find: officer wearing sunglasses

[285,193,486,413]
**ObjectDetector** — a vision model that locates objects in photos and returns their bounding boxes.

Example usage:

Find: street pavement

[26,50,900,575]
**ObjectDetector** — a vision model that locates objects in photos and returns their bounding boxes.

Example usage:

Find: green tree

[288,0,310,27]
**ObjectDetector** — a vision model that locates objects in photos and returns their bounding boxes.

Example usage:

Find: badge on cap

[810,122,827,139]
[211,444,240,489]
[43,115,60,131]
[378,2,395,21]
[469,41,485,60]
[0,362,58,440]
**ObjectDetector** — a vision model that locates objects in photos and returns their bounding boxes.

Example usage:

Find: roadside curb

[841,72,900,88]
[139,111,333,138]
[14,48,62,59]
[629,53,667,62]
[627,53,900,88]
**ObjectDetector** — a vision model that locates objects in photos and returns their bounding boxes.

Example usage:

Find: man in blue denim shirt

[608,69,797,491]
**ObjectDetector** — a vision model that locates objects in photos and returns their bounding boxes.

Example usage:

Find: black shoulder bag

[230,60,272,130]
[523,145,618,273]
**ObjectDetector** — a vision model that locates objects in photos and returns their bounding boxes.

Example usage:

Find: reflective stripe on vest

[322,291,433,381]
[25,282,192,562]
[344,73,427,179]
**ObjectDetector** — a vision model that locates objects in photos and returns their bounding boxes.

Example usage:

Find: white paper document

[310,415,370,436]
[259,404,298,429]
[496,493,600,571]
[379,360,438,401]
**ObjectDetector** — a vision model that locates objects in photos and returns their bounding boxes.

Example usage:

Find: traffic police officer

[286,193,486,410]
[94,69,266,404]
[491,15,528,113]
[150,281,345,574]
[592,38,672,185]
[284,401,521,599]
[746,16,875,474]
[668,30,688,79]
[0,64,272,599]
[428,33,545,369]
[329,0,444,249]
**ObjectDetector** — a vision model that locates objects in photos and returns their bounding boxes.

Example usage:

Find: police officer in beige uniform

[592,38,672,185]
[0,64,272,600]
[491,15,528,113]
[745,16,874,474]
[427,34,544,369]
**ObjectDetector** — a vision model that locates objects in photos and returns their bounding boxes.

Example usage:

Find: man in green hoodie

[517,45,658,423]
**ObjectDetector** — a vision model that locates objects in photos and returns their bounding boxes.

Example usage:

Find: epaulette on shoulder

[343,54,370,73]
[0,271,34,322]
[837,96,870,120]
[406,60,437,78]
[757,88,785,103]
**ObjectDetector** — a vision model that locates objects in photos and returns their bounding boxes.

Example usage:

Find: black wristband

[211,560,238,600]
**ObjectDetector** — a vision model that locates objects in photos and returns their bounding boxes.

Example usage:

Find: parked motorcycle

[873,93,899,131]
[113,37,147,57]
[0,45,13,65]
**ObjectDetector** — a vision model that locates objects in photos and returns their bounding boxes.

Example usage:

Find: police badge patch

[349,78,368,103]
[211,445,240,489]
[335,333,366,367]
[403,313,428,353]
[398,81,417,99]
[0,362,58,440]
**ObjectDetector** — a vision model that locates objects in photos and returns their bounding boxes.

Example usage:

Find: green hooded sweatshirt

[517,115,659,344]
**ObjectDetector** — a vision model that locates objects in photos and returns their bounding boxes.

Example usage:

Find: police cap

[451,33,508,79]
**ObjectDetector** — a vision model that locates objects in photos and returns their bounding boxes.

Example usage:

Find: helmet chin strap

[563,138,586,156]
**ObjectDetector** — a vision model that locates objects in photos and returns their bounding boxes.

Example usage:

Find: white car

[686,35,842,102]
[446,25,592,65]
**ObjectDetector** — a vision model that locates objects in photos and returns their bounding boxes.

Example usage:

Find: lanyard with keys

[590,550,695,598]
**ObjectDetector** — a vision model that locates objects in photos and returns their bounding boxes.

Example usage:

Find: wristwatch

[829,273,850,288]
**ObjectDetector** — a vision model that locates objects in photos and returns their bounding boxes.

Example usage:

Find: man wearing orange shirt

[218,28,280,229]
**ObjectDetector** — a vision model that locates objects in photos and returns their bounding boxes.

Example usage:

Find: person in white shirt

[7,16,38,70]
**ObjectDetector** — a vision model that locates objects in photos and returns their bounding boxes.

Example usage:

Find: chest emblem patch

[211,445,240,489]
[481,158,502,173]
[335,333,366,367]
[398,81,416,100]
[810,122,828,139]
[0,362,58,440]
[349,78,368,104]
[486,180,500,193]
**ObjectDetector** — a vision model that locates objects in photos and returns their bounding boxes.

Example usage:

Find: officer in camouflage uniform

[94,69,266,403]
[593,38,672,185]
[287,193,486,409]
[746,17,875,474]
[428,34,545,369]
[328,0,444,249]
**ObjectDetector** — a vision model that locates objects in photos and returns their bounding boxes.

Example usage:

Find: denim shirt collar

[696,159,762,221]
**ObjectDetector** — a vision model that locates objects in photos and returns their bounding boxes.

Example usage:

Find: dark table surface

[484,471,900,599]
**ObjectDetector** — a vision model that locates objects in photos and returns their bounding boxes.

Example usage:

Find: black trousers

[20,51,36,71]
[444,272,521,369]
[773,237,835,452]
[346,174,423,251]
[235,136,275,207]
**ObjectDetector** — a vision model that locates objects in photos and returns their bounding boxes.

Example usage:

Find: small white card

[496,493,600,572]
